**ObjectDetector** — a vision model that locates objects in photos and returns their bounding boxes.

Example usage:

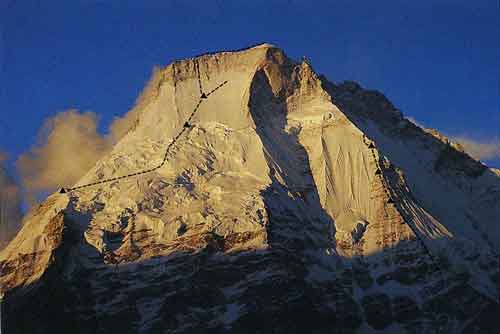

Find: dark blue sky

[1,0,499,169]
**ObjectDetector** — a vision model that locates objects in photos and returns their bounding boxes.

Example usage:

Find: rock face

[1,44,500,333]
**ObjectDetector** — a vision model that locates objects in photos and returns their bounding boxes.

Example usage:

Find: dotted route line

[195,59,203,96]
[365,138,449,289]
[61,63,228,193]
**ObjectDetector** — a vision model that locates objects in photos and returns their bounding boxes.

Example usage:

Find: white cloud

[0,152,23,249]
[407,116,500,161]
[15,66,161,202]
[450,136,500,161]
[16,110,113,202]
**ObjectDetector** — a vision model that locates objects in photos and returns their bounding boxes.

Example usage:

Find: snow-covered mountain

[1,43,500,333]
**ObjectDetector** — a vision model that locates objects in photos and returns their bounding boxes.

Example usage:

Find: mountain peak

[2,44,500,333]
[250,42,277,49]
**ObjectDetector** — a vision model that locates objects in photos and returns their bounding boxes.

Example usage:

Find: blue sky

[1,0,499,171]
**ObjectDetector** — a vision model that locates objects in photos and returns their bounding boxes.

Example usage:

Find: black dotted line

[206,80,228,97]
[63,74,228,192]
[195,59,203,96]
[188,42,274,60]
[366,139,444,277]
